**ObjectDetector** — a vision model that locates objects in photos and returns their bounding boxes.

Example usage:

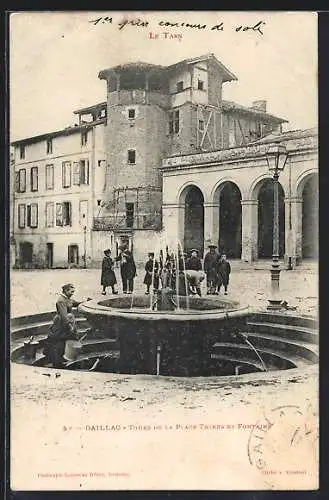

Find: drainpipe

[90,125,96,267]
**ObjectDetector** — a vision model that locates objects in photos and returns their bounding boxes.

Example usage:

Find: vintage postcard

[9,11,318,491]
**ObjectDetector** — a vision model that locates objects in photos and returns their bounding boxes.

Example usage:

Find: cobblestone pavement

[10,260,318,317]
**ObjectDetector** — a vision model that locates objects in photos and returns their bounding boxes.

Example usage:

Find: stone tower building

[97,54,286,257]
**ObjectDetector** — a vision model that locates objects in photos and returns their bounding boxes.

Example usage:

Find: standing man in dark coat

[43,283,81,367]
[117,245,137,294]
[143,252,159,295]
[101,249,118,295]
[217,253,231,295]
[203,244,220,295]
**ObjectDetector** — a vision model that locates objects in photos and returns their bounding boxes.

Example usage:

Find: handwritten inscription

[88,16,266,36]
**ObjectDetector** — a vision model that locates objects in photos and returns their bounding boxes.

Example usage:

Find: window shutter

[56,203,63,226]
[30,204,38,228]
[26,205,31,227]
[62,162,71,188]
[46,203,54,227]
[68,202,72,226]
[18,204,26,228]
[73,162,80,185]
[85,160,89,184]
[15,172,19,192]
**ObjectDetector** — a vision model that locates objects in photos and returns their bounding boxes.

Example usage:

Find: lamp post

[266,142,289,310]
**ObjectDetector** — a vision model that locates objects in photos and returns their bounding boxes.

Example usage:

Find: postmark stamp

[248,403,318,486]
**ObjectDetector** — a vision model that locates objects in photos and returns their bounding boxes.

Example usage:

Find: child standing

[101,249,118,295]
[217,253,231,295]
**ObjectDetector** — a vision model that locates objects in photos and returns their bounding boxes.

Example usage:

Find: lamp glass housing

[266,143,288,173]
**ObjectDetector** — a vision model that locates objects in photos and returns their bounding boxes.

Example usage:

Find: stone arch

[296,171,318,259]
[212,180,242,258]
[249,176,286,259]
[177,182,206,205]
[177,184,205,255]
[211,177,244,203]
[295,169,318,198]
[248,173,277,200]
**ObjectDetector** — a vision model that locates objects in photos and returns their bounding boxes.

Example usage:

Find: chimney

[251,100,267,112]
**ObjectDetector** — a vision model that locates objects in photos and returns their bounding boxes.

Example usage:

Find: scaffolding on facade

[93,185,162,231]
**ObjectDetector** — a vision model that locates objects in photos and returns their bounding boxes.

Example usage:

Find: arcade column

[203,203,217,251]
[284,197,303,267]
[241,199,258,262]
[162,203,184,248]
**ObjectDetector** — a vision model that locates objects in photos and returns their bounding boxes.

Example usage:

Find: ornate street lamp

[266,142,289,310]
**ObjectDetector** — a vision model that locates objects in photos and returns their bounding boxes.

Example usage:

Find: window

[128,109,135,119]
[73,160,89,185]
[46,138,53,154]
[17,169,26,193]
[30,166,38,192]
[19,145,25,159]
[169,110,180,134]
[197,79,204,91]
[73,162,80,185]
[62,162,71,188]
[199,120,204,131]
[81,130,88,146]
[27,204,38,228]
[46,164,54,190]
[18,204,26,228]
[63,202,72,226]
[56,202,72,226]
[126,203,134,228]
[46,202,54,227]
[176,81,184,92]
[79,160,89,184]
[128,150,136,164]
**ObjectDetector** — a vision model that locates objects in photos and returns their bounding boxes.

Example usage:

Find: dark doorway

[19,242,33,267]
[302,175,318,258]
[46,243,53,269]
[218,182,242,258]
[68,245,79,266]
[258,179,285,258]
[184,186,204,254]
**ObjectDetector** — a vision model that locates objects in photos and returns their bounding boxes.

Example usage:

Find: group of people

[42,244,231,368]
[203,244,231,295]
[101,243,231,298]
[101,245,137,295]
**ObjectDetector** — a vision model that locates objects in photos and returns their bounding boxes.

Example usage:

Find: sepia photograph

[9,10,318,491]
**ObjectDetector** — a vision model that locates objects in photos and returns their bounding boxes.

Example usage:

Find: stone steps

[247,321,318,344]
[248,312,318,330]
[212,342,314,369]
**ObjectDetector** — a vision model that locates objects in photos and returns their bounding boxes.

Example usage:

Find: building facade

[161,128,318,265]
[11,54,318,267]
[11,104,107,268]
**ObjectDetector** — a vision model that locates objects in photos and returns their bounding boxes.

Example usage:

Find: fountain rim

[78,297,250,322]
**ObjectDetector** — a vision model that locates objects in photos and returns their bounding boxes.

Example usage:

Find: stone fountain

[78,245,250,376]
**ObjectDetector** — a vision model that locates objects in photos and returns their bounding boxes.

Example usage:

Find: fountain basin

[78,295,250,375]
[11,310,318,378]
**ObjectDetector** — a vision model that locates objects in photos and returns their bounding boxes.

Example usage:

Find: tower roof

[98,54,237,82]
[166,53,237,82]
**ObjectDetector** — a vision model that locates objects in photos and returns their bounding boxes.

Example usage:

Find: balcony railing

[93,213,162,231]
